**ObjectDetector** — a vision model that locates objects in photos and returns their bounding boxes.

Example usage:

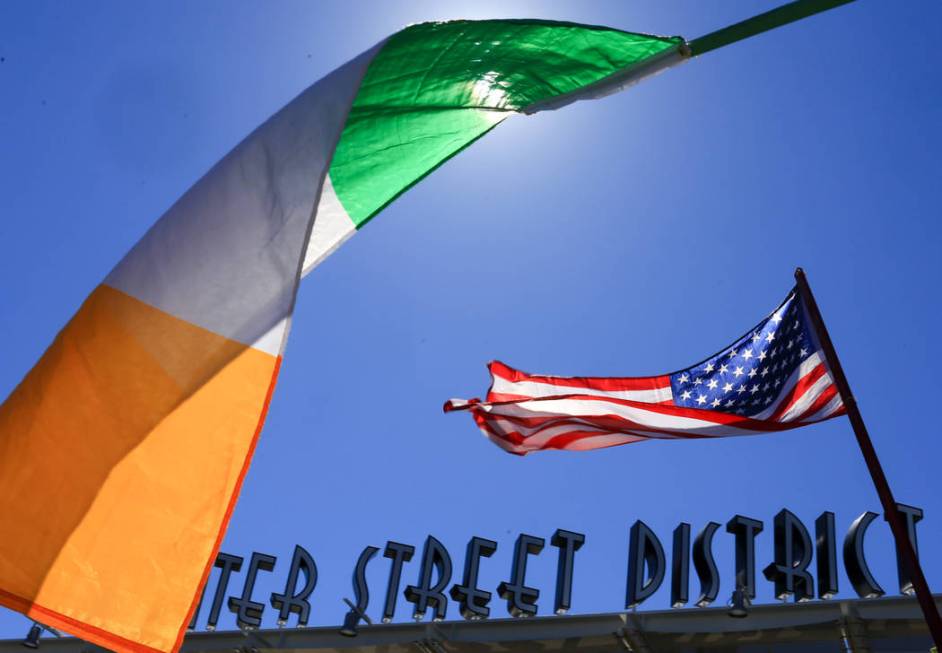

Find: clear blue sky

[1,0,941,639]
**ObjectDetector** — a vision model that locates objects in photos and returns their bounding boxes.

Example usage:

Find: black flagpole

[794,267,942,648]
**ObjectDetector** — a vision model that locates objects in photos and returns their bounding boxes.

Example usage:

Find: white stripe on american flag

[777,369,834,422]
[802,392,844,423]
[490,377,673,403]
[487,360,671,401]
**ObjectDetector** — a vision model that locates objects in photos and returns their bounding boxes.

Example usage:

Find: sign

[190,504,924,631]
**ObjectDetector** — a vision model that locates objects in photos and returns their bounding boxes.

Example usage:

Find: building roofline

[2,593,939,652]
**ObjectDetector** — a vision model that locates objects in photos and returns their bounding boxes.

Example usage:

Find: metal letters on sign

[381,541,415,622]
[892,504,924,596]
[206,553,243,630]
[815,512,839,599]
[187,504,925,631]
[341,545,379,630]
[228,552,277,629]
[450,536,497,620]
[497,534,544,618]
[726,515,763,599]
[692,522,720,607]
[762,509,814,602]
[270,545,318,626]
[626,521,665,609]
[551,529,585,615]
[670,523,690,608]
[844,511,886,599]
[404,536,453,621]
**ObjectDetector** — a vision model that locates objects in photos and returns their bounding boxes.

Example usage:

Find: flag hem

[0,590,164,653]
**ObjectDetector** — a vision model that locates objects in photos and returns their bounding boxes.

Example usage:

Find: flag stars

[669,296,814,417]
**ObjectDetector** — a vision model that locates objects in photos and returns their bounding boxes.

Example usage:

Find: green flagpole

[688,0,857,57]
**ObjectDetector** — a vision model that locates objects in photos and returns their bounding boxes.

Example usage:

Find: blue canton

[669,292,816,417]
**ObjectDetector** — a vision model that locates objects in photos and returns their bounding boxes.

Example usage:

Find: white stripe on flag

[483,397,765,437]
[104,45,382,355]
[802,393,844,423]
[490,377,672,403]
[301,173,357,277]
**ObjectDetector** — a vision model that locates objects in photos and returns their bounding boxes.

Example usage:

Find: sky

[1,0,941,642]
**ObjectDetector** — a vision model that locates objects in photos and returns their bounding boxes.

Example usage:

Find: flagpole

[794,267,942,648]
[688,0,857,57]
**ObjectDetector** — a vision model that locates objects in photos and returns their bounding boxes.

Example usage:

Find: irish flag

[0,7,855,653]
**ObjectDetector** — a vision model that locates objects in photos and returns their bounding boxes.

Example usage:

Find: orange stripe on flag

[0,284,280,653]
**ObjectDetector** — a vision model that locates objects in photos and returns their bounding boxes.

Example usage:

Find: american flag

[445,288,845,455]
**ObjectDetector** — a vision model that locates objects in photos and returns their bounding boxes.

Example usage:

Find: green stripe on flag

[328,19,683,228]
